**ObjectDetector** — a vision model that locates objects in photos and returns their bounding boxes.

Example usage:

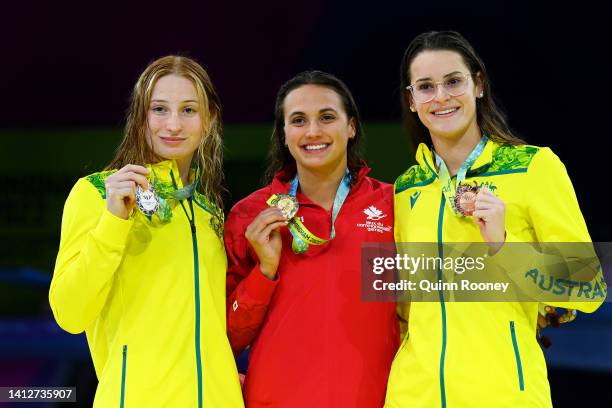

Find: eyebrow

[414,71,463,82]
[151,99,199,103]
[288,107,338,117]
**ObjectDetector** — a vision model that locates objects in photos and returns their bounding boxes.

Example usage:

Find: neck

[431,125,482,176]
[176,157,192,186]
[296,160,347,211]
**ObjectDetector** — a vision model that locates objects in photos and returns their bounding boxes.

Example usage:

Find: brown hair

[107,55,225,209]
[400,31,525,149]
[264,70,365,185]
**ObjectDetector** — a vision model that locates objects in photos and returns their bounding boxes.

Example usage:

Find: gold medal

[267,194,299,220]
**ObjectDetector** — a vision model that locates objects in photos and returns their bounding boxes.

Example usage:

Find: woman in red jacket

[224,71,399,407]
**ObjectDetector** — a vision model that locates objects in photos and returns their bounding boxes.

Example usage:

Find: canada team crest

[357,205,391,233]
[364,206,387,221]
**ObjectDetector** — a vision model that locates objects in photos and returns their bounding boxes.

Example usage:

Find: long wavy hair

[400,31,525,149]
[106,55,225,209]
[263,70,365,185]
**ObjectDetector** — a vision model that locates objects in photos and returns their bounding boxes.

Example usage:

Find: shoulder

[485,144,542,173]
[226,185,274,226]
[394,164,436,194]
[80,169,117,199]
[67,170,116,202]
[486,144,564,175]
[359,176,394,206]
[61,173,110,222]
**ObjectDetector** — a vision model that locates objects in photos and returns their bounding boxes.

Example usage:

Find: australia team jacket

[385,140,606,408]
[49,160,243,407]
[225,164,400,408]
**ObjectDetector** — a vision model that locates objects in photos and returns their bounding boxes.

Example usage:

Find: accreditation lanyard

[434,135,487,215]
[287,169,352,254]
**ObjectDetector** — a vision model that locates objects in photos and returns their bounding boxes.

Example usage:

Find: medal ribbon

[284,169,351,254]
[434,135,488,215]
[151,167,196,223]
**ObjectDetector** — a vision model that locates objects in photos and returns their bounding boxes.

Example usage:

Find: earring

[478,92,484,98]
[410,105,416,112]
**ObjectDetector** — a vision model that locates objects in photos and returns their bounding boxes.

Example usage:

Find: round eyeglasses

[406,72,472,104]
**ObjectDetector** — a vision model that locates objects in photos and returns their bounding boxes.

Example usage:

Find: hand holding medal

[105,164,150,220]
[245,207,288,280]
[454,184,479,216]
[471,187,506,254]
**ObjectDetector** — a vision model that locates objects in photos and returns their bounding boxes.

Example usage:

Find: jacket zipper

[510,321,525,391]
[120,345,127,408]
[180,198,204,408]
[171,168,204,407]
[437,194,448,408]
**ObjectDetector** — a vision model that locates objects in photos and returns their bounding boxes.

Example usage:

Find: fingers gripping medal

[136,185,160,216]
[266,169,352,255]
[266,194,307,254]
[267,194,299,220]
[454,184,480,216]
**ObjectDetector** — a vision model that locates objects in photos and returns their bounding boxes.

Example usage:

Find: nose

[166,111,182,133]
[306,120,322,137]
[433,83,450,103]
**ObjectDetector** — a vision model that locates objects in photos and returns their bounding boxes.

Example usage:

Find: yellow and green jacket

[49,160,244,408]
[385,140,606,408]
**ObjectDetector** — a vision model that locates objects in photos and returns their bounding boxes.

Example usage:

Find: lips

[432,107,460,116]
[160,136,186,144]
[302,143,330,152]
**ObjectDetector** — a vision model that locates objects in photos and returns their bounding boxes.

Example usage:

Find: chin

[432,124,470,139]
[155,148,188,160]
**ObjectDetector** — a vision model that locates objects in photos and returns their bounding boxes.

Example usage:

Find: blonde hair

[107,55,225,209]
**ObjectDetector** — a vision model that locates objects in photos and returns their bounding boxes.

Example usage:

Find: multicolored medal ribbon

[435,135,488,216]
[266,169,351,254]
[135,166,196,222]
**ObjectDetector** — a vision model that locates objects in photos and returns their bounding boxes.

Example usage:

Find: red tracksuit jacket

[225,165,399,408]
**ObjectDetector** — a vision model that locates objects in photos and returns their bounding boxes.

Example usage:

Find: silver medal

[136,185,160,216]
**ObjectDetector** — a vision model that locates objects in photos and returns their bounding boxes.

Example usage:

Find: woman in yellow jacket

[49,56,243,407]
[385,31,606,407]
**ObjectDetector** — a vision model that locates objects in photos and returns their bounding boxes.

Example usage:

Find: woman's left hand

[472,187,506,254]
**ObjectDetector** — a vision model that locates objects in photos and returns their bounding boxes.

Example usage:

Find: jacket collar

[147,160,196,193]
[270,162,371,195]
[416,138,496,175]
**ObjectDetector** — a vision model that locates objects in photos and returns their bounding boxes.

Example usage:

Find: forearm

[50,209,133,333]
[227,263,278,355]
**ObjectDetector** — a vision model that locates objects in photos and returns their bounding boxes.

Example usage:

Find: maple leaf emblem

[364,206,387,220]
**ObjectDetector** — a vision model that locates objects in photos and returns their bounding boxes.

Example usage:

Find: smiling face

[146,74,203,170]
[283,84,355,175]
[408,50,482,142]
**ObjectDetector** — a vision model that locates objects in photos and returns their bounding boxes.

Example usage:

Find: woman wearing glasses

[225,71,399,407]
[385,31,605,407]
[49,56,243,407]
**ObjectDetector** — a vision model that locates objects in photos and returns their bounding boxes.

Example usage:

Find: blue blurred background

[1,0,611,406]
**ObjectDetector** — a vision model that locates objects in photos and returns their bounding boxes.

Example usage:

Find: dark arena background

[1,1,610,406]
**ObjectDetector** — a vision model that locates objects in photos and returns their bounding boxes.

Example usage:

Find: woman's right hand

[105,164,150,220]
[245,207,288,280]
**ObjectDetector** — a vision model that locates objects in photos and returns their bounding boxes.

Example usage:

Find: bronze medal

[454,184,479,216]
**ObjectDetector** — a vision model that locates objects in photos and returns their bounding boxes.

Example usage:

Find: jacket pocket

[509,321,525,391]
[120,345,127,407]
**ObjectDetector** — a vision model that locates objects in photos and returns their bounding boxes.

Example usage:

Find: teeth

[434,108,458,115]
[304,144,328,151]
